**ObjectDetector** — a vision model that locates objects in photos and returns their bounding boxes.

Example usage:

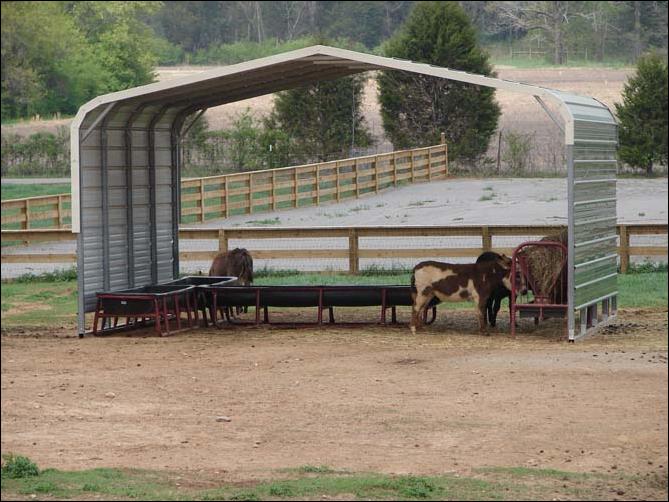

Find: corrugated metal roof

[71,45,616,233]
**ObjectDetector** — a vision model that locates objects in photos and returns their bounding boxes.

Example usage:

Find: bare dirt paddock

[1,307,668,499]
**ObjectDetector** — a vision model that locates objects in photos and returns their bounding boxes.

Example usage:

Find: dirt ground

[1,306,667,499]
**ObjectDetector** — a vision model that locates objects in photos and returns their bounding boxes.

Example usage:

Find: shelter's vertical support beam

[100,119,111,292]
[76,130,85,337]
[567,145,576,341]
[124,107,145,288]
[148,118,157,284]
[171,127,180,280]
[124,125,134,287]
[147,107,169,284]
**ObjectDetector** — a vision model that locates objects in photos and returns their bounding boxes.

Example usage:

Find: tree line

[3,1,668,121]
[1,1,667,175]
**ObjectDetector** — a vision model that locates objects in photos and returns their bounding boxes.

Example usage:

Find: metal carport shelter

[71,45,618,340]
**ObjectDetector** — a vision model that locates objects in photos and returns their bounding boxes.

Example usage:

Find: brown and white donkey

[410,255,513,334]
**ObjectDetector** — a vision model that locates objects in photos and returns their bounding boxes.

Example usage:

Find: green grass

[245,217,281,226]
[2,459,662,501]
[617,270,668,307]
[1,183,70,201]
[0,279,77,328]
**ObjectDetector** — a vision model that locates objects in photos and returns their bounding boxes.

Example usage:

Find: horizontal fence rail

[2,224,666,274]
[0,194,71,230]
[1,143,448,229]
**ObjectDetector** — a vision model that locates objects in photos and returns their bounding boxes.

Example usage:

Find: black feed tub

[92,276,239,336]
[201,284,439,326]
[94,284,197,336]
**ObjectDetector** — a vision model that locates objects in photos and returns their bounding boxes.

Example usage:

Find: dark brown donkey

[209,248,254,285]
[209,248,254,318]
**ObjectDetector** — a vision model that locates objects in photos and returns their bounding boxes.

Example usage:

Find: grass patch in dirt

[1,460,664,501]
[0,279,77,328]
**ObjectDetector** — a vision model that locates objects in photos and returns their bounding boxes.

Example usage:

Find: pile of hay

[519,228,568,302]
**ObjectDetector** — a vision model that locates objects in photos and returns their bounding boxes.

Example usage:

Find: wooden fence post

[271,170,277,211]
[199,179,205,222]
[392,152,397,187]
[293,168,299,208]
[482,226,492,251]
[248,173,253,214]
[218,229,228,254]
[374,155,380,193]
[444,143,449,176]
[335,161,340,203]
[24,199,30,230]
[57,195,64,228]
[619,225,630,273]
[427,148,432,181]
[316,165,320,205]
[348,228,359,275]
[224,178,230,218]
[355,159,360,198]
[410,150,415,183]
[440,132,446,145]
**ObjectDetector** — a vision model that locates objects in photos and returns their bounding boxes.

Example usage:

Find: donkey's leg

[410,288,433,335]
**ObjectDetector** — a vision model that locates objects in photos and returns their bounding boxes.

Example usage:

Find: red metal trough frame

[93,289,196,336]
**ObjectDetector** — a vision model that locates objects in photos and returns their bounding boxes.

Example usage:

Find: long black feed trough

[92,280,438,335]
[202,284,439,327]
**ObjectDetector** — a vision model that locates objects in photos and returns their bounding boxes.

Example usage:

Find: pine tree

[615,53,668,175]
[378,1,500,162]
[270,74,372,162]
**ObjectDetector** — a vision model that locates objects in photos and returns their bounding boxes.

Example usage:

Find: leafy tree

[378,1,500,162]
[615,53,668,175]
[1,1,108,119]
[64,1,161,90]
[270,74,373,162]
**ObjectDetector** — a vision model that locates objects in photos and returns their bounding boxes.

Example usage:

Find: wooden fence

[1,142,448,229]
[1,194,71,230]
[2,224,666,274]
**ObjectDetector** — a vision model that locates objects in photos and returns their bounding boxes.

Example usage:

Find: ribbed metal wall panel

[570,117,618,310]
[77,111,179,327]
